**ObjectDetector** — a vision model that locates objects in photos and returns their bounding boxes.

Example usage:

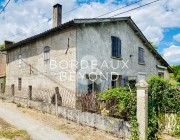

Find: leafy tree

[150,42,158,50]
[0,44,5,50]
[172,65,180,83]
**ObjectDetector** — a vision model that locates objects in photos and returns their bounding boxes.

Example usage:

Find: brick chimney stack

[4,40,13,49]
[53,4,62,27]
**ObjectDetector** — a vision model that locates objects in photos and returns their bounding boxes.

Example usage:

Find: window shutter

[117,38,121,57]
[138,47,145,63]
[111,36,121,58]
[111,36,116,57]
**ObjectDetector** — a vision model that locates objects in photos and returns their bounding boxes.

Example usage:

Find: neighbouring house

[1,4,173,108]
[0,51,6,93]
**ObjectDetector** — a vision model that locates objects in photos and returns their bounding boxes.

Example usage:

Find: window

[111,36,121,58]
[44,46,50,64]
[111,75,121,88]
[86,74,99,94]
[138,47,145,64]
[158,72,164,78]
[18,78,22,91]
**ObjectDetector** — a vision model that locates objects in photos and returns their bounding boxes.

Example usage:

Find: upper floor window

[138,47,145,64]
[44,46,50,64]
[111,36,121,58]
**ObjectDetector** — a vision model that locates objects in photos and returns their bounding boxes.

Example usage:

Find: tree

[150,42,158,50]
[0,44,5,50]
[172,65,180,83]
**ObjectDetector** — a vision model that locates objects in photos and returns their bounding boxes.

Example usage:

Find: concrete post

[135,80,148,140]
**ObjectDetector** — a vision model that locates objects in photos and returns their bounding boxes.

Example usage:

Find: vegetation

[172,65,180,83]
[0,44,5,50]
[0,118,30,139]
[0,130,30,139]
[98,88,139,140]
[147,76,180,139]
[150,42,158,50]
[98,76,180,140]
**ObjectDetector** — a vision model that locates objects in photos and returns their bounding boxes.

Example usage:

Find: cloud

[0,0,180,46]
[163,45,180,65]
[173,33,180,42]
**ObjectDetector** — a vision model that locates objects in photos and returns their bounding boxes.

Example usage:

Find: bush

[98,87,139,139]
[147,76,180,139]
[98,87,136,120]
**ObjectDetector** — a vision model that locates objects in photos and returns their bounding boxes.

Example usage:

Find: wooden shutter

[138,47,144,63]
[111,36,121,58]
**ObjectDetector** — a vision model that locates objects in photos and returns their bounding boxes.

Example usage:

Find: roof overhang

[1,17,173,73]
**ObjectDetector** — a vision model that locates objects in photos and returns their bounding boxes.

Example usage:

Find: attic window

[44,46,50,64]
[111,36,121,58]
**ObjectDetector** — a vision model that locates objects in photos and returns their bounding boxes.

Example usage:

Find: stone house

[0,50,6,93]
[2,4,173,108]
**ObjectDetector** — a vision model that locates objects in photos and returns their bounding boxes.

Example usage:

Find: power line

[96,0,142,18]
[7,0,159,40]
[7,5,83,39]
[0,0,11,15]
[62,5,82,15]
[111,0,160,17]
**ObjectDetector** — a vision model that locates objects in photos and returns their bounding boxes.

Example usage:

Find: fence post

[136,79,148,140]
[55,87,59,117]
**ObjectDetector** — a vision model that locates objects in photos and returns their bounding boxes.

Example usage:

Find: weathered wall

[76,22,169,92]
[0,52,6,77]
[0,95,131,139]
[6,28,77,108]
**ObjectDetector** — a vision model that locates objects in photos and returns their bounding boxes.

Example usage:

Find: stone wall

[5,27,77,108]
[0,95,131,139]
[76,22,170,92]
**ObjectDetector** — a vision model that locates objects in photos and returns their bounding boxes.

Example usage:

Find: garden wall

[0,95,131,140]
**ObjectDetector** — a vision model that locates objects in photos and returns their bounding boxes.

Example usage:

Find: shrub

[98,87,139,139]
[147,76,180,139]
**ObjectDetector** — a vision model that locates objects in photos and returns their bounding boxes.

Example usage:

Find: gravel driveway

[0,102,73,140]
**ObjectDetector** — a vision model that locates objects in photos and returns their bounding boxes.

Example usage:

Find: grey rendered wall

[76,21,166,92]
[6,28,77,108]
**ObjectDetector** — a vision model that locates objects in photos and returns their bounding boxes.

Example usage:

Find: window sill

[111,56,123,60]
[138,62,145,65]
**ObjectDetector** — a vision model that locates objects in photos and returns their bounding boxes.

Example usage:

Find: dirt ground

[0,117,31,140]
[0,100,179,140]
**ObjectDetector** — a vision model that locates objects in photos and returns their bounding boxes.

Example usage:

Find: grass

[0,130,30,139]
[0,118,31,139]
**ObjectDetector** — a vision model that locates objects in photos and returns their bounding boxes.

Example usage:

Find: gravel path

[0,102,73,140]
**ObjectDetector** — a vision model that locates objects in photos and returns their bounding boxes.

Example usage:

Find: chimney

[53,4,62,27]
[4,40,13,49]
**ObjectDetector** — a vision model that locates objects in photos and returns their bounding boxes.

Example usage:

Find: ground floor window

[86,74,100,94]
[18,78,22,91]
[111,75,122,88]
[158,72,164,78]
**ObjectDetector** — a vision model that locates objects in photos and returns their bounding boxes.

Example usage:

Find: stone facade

[6,27,77,108]
[4,18,171,108]
[76,21,170,93]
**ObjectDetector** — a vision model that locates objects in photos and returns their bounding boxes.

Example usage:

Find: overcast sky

[0,0,180,65]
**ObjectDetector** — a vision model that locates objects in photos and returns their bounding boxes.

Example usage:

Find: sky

[0,0,180,65]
